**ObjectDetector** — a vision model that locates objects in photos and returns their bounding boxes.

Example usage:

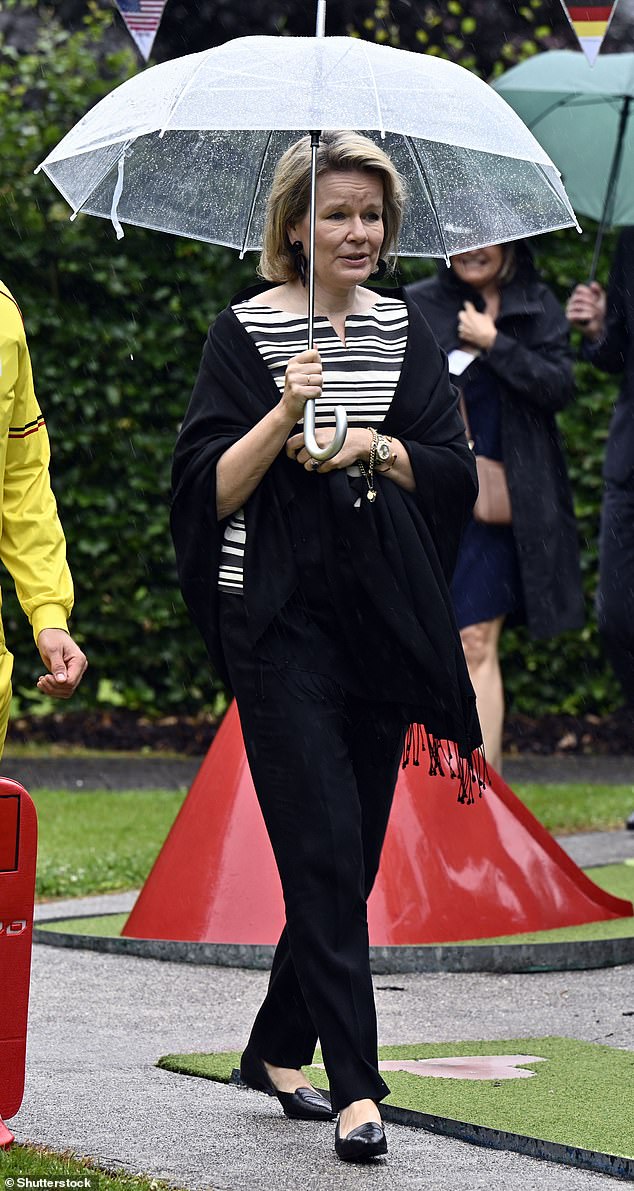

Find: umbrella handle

[304,118,347,462]
[304,398,348,461]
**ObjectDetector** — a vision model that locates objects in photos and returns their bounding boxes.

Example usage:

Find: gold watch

[375,434,395,470]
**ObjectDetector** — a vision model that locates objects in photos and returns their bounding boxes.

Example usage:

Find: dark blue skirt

[451,516,524,629]
[451,366,525,629]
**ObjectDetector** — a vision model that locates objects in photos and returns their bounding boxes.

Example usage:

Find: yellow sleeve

[0,287,74,643]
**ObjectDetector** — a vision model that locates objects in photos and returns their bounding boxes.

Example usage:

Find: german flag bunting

[558,1,621,65]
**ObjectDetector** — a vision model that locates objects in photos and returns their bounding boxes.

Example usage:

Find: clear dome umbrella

[37,1,579,459]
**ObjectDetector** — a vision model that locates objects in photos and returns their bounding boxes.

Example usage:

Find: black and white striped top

[218,297,408,594]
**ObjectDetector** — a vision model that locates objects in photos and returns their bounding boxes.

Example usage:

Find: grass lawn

[0,1143,185,1190]
[514,782,634,835]
[27,781,634,902]
[31,789,185,900]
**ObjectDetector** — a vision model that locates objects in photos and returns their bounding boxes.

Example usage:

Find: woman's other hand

[281,349,324,422]
[458,300,497,351]
[565,282,607,342]
[286,426,372,472]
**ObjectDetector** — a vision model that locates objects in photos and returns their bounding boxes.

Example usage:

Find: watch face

[377,440,391,462]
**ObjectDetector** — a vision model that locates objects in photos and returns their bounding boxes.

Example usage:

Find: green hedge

[0,2,623,717]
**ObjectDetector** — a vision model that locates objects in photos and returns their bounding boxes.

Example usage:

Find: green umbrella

[493,49,634,279]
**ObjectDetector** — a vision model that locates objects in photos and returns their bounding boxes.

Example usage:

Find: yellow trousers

[0,647,13,757]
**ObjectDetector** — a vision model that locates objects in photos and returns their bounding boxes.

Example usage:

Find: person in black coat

[408,242,584,771]
[567,228,634,712]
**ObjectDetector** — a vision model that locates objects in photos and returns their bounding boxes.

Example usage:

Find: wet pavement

[3,752,634,792]
[11,898,634,1191]
[6,755,634,1189]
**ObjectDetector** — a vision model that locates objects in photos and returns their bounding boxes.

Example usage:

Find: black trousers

[597,479,634,705]
[220,595,404,1112]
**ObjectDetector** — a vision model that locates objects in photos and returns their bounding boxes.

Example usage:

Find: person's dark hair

[497,242,517,286]
[259,131,405,282]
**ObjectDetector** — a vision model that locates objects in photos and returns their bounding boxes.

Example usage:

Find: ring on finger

[311,459,321,471]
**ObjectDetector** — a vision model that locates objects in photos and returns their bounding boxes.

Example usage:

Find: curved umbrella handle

[304,398,347,461]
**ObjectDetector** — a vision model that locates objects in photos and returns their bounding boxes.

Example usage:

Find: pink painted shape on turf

[378,1055,547,1080]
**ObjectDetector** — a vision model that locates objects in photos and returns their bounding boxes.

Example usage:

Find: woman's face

[288,169,385,291]
[450,245,505,291]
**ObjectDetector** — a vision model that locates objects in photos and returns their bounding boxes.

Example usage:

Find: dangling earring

[290,240,308,287]
[372,258,388,280]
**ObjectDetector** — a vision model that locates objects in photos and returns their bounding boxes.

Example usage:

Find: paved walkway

[3,752,634,792]
[12,909,633,1191]
[15,819,634,1191]
[8,757,634,1189]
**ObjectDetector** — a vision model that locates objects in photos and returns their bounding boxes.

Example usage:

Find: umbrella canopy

[493,50,634,227]
[37,35,578,259]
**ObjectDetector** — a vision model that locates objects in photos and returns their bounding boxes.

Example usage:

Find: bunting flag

[113,0,169,62]
[558,0,621,65]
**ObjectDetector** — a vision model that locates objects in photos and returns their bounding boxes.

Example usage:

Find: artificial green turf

[513,783,634,835]
[38,863,634,946]
[31,788,186,899]
[39,912,131,936]
[158,1037,634,1158]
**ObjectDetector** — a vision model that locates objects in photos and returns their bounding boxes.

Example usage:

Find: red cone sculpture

[122,701,632,945]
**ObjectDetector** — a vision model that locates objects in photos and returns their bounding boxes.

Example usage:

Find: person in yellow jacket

[0,281,87,753]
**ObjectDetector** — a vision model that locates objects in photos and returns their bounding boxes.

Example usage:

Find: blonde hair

[259,131,405,283]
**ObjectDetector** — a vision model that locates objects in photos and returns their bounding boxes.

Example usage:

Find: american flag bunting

[113,0,169,62]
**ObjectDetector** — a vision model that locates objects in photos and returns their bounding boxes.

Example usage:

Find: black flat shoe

[239,1048,336,1121]
[335,1120,388,1162]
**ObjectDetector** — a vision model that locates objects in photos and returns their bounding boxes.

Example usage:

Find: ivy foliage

[0,1,623,717]
[347,0,570,74]
[366,1,623,715]
[0,1,252,715]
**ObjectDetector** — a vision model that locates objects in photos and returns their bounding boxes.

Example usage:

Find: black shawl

[171,285,484,799]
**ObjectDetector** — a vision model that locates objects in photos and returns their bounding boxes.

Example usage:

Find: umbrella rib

[534,162,581,233]
[239,131,274,259]
[528,94,579,130]
[403,137,450,264]
[158,53,214,138]
[528,93,622,131]
[358,40,385,136]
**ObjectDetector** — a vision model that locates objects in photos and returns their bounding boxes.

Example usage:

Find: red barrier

[123,700,632,946]
[0,780,37,1149]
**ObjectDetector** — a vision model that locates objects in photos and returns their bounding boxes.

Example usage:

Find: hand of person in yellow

[36,628,88,699]
[457,300,497,351]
